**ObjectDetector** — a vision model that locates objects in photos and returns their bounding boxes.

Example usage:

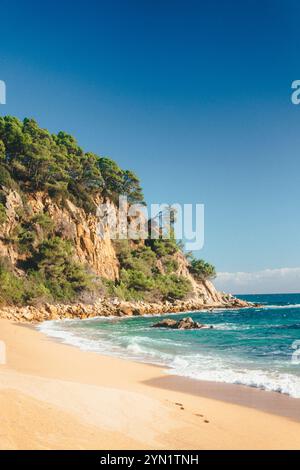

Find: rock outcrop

[152,317,213,330]
[0,297,256,323]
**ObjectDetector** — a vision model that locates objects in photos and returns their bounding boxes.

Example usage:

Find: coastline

[0,294,253,323]
[1,319,300,449]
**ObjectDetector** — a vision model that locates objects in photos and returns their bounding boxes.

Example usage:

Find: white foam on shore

[38,318,300,399]
[168,355,300,398]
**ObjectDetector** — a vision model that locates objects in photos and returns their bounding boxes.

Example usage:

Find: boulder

[116,303,133,316]
[132,308,142,316]
[152,316,213,330]
[22,311,34,321]
[153,318,178,328]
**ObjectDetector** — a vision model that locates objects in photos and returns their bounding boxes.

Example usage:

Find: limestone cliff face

[0,188,119,280]
[151,247,229,305]
[0,188,24,268]
[173,250,228,305]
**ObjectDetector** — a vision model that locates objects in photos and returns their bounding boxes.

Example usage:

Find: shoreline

[0,295,254,323]
[38,319,300,423]
[1,319,300,449]
[147,375,300,423]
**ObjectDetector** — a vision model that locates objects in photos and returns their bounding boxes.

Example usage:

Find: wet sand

[146,375,300,422]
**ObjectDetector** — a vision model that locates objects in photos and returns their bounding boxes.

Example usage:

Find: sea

[38,293,300,398]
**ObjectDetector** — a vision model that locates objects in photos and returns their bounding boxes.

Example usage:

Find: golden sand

[0,319,300,449]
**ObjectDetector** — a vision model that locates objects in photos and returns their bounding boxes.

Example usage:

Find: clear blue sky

[1,0,300,282]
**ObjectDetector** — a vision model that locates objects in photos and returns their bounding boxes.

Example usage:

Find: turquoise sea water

[39,294,300,398]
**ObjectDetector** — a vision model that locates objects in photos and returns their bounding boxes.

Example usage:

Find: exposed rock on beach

[152,317,213,330]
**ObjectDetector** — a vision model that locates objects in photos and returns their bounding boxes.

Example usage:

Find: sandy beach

[0,318,300,450]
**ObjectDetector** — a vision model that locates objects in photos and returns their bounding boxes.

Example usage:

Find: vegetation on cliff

[107,239,192,302]
[0,116,216,306]
[0,116,144,211]
[188,257,216,281]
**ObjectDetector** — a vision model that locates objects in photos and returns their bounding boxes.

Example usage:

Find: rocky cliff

[0,188,119,280]
[0,187,251,322]
[0,116,253,322]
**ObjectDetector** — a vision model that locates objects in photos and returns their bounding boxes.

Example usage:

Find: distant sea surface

[38,294,300,398]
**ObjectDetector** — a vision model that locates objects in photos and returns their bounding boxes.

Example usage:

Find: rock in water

[153,318,178,328]
[177,317,203,329]
[152,316,213,330]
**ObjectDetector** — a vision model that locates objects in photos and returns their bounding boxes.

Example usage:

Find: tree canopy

[188,257,216,281]
[0,116,144,211]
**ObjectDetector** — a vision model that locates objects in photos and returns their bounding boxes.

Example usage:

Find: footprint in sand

[174,402,185,410]
[195,413,210,423]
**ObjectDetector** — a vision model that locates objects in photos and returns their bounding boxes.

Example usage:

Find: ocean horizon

[38,293,300,399]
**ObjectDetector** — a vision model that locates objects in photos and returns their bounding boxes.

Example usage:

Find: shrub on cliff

[154,274,192,301]
[189,257,216,281]
[114,241,157,276]
[28,237,93,301]
[0,202,6,224]
[111,237,193,301]
[0,259,51,305]
[0,259,26,305]
[15,212,54,254]
[1,236,96,305]
[146,237,179,257]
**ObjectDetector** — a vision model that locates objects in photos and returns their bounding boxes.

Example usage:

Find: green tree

[0,139,5,161]
[0,116,143,211]
[98,157,124,201]
[189,257,216,281]
[122,170,144,204]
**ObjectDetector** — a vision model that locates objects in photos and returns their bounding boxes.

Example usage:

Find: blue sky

[0,0,300,292]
